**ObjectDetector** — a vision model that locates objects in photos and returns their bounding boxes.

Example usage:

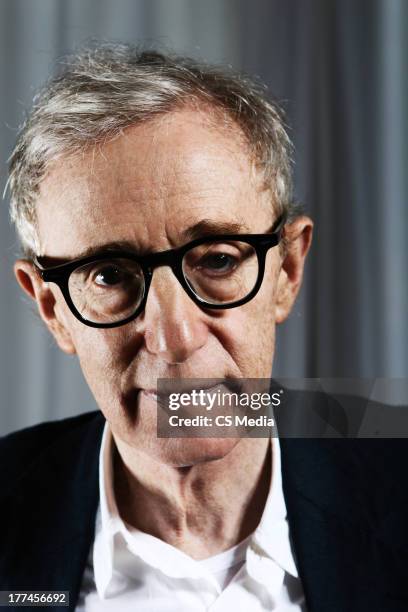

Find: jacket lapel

[280,438,386,611]
[0,411,104,612]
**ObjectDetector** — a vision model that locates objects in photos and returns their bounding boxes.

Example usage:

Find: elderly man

[1,44,405,612]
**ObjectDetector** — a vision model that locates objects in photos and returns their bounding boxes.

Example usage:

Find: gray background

[0,0,407,435]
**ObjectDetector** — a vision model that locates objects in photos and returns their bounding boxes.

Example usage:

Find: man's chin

[157,437,241,468]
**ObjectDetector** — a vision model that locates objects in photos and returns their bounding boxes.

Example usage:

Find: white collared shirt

[76,423,305,611]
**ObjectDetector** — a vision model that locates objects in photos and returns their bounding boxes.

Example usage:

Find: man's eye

[199,253,237,273]
[94,266,125,286]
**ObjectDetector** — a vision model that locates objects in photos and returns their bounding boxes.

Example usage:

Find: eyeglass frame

[33,213,287,329]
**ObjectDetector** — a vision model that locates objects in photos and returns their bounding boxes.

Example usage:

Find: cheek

[73,328,143,443]
[214,297,277,378]
[71,325,128,406]
[224,255,279,376]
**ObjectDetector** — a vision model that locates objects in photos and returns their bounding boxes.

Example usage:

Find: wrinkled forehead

[36,108,274,258]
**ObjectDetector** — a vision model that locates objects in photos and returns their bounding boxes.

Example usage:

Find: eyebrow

[180,219,251,241]
[39,219,252,265]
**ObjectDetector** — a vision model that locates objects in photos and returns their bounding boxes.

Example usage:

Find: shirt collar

[94,422,299,598]
[248,432,299,579]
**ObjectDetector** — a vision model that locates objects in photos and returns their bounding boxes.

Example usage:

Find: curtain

[0,0,406,434]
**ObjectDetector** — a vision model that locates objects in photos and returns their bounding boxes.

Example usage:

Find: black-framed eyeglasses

[33,214,286,329]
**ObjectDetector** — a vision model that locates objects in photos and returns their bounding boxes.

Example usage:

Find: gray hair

[8,43,299,257]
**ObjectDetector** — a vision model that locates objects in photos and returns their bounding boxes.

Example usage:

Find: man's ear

[275,216,313,324]
[14,259,76,355]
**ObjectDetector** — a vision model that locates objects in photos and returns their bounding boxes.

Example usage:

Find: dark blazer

[1,409,408,612]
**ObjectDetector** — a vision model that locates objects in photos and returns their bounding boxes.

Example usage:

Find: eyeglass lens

[182,240,258,305]
[68,258,145,324]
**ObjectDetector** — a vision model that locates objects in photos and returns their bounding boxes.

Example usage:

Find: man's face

[16,108,312,466]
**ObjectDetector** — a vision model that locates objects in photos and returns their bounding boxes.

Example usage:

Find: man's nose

[140,267,209,364]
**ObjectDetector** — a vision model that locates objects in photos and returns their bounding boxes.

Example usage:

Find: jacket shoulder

[0,411,103,493]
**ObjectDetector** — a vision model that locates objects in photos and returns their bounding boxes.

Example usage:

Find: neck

[112,436,271,560]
